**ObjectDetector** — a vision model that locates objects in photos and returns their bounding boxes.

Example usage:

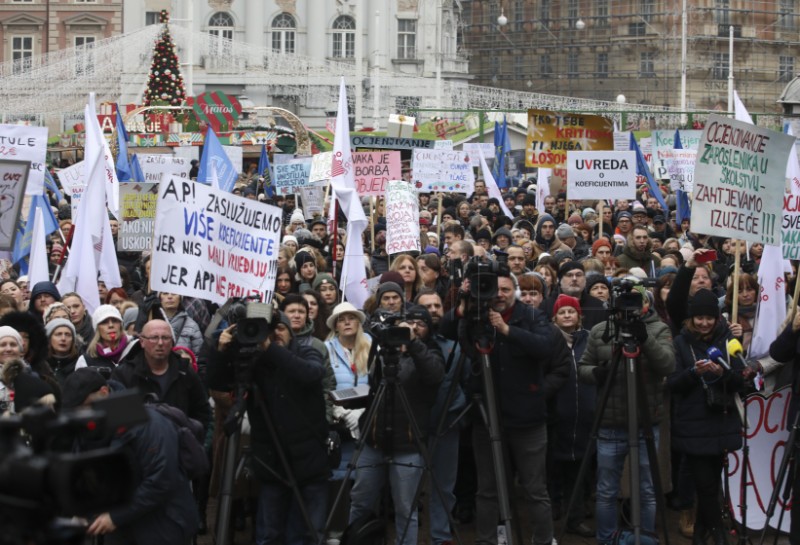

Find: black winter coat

[668,320,746,456]
[551,329,595,461]
[769,321,800,423]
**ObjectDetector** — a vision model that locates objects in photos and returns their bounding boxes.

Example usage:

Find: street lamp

[616,94,627,104]
[575,18,586,30]
[497,8,508,27]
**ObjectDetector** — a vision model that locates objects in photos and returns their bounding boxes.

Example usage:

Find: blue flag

[673,129,691,224]
[258,144,274,197]
[630,132,668,212]
[130,154,146,183]
[115,104,133,182]
[13,194,59,271]
[197,128,237,192]
[492,118,511,188]
[44,169,63,203]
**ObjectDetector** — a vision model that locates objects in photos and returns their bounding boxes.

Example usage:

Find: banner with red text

[385,181,420,255]
[353,151,401,196]
[525,110,613,169]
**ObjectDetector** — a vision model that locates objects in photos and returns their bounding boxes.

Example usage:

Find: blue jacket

[325,335,371,389]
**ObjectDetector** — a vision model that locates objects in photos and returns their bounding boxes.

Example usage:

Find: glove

[593,366,610,386]
[628,321,648,343]
[342,408,365,440]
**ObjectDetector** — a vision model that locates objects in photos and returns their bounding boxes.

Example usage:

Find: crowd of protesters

[3,165,800,545]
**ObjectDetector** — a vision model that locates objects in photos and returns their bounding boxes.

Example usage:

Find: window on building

[568,0,579,27]
[640,51,656,76]
[629,22,646,36]
[780,56,795,82]
[12,0,33,3]
[74,0,98,3]
[641,0,655,22]
[567,50,579,78]
[209,12,234,56]
[539,54,552,78]
[514,55,524,79]
[597,52,608,78]
[332,15,355,58]
[75,36,95,76]
[145,12,160,25]
[595,0,609,27]
[271,13,296,54]
[514,0,525,31]
[712,52,729,79]
[714,0,730,25]
[779,0,796,29]
[12,36,33,74]
[539,0,551,26]
[397,19,416,59]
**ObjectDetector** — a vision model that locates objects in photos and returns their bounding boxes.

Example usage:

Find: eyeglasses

[408,320,428,328]
[141,335,173,344]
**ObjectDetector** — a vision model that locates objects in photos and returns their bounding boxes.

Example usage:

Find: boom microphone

[705,346,731,371]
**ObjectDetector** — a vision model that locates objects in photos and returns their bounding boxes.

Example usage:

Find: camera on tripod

[226,296,275,346]
[608,277,655,322]
[369,309,411,348]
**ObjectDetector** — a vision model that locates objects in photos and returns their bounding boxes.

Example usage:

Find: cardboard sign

[138,154,191,183]
[652,130,701,179]
[274,157,312,196]
[118,183,159,252]
[299,185,325,219]
[526,110,613,168]
[353,151,401,196]
[309,151,332,183]
[411,149,475,194]
[0,124,48,196]
[0,160,29,251]
[692,114,795,245]
[57,161,86,219]
[566,151,636,200]
[463,143,496,167]
[666,149,697,193]
[385,181,420,254]
[151,176,283,304]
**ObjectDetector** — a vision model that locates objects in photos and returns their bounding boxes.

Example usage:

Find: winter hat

[522,195,536,207]
[628,267,648,280]
[475,228,493,242]
[556,224,575,240]
[43,302,70,323]
[582,207,597,218]
[290,209,305,225]
[376,282,404,302]
[493,227,513,244]
[424,245,441,256]
[688,288,720,318]
[380,271,405,287]
[283,235,298,246]
[30,281,61,303]
[294,250,316,269]
[592,238,613,255]
[326,302,367,331]
[312,273,339,292]
[13,371,55,413]
[406,304,433,330]
[552,294,582,316]
[616,211,633,222]
[122,307,139,331]
[275,311,295,337]
[553,249,575,264]
[61,368,108,409]
[586,274,610,293]
[91,304,123,330]
[567,213,583,226]
[45,318,76,339]
[557,260,584,280]
[657,266,678,278]
[0,326,22,349]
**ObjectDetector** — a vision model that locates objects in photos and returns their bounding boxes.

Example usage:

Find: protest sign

[222,145,243,174]
[566,151,636,200]
[0,124,48,196]
[463,143,496,167]
[353,151,401,196]
[526,110,613,168]
[434,140,453,150]
[666,149,697,193]
[653,129,701,179]
[350,135,436,151]
[118,183,158,252]
[411,149,475,193]
[692,114,795,245]
[0,160,29,250]
[385,181,420,254]
[138,154,191,183]
[613,132,631,151]
[274,157,312,195]
[783,194,800,260]
[173,145,200,164]
[57,161,87,219]
[309,151,332,183]
[727,387,791,531]
[151,176,283,304]
[299,185,325,219]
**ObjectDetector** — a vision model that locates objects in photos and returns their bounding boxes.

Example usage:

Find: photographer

[440,264,569,545]
[348,305,444,545]
[208,311,330,545]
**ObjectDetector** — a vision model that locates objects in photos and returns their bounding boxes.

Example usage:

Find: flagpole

[731,240,742,322]
[436,192,444,240]
[332,200,339,279]
[51,225,75,285]
[370,197,375,253]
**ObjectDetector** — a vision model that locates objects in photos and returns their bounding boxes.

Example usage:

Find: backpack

[149,402,209,479]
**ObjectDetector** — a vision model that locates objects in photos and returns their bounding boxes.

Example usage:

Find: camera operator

[348,305,444,545]
[208,311,330,545]
[440,265,570,545]
[577,280,675,544]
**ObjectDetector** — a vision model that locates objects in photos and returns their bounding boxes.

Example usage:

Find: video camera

[226,296,275,346]
[369,309,411,349]
[607,276,655,322]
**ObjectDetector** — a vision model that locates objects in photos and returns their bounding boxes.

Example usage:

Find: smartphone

[695,250,718,264]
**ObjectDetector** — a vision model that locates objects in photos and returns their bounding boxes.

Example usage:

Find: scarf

[97,335,129,365]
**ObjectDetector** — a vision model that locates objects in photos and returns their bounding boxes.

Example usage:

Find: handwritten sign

[274,158,312,196]
[151,176,283,304]
[118,183,159,252]
[385,181,420,255]
[783,194,800,260]
[566,151,636,200]
[411,149,475,194]
[692,114,795,245]
[463,143,496,167]
[309,151,332,183]
[526,110,613,168]
[299,185,325,219]
[138,154,191,183]
[0,160,29,251]
[666,149,697,193]
[652,130,701,179]
[57,161,86,219]
[0,124,47,196]
[353,151,401,196]
[613,131,631,151]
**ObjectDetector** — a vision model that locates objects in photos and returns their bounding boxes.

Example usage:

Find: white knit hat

[290,209,305,225]
[0,326,23,348]
[91,304,123,329]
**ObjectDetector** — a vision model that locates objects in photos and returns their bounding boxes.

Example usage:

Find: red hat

[591,238,612,256]
[552,294,581,316]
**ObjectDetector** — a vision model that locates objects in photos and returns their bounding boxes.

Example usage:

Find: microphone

[705,346,731,371]
[726,338,751,370]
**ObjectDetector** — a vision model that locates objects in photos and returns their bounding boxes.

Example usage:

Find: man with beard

[543,262,607,330]
[616,226,662,277]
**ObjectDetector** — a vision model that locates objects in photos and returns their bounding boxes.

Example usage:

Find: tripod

[757,410,800,545]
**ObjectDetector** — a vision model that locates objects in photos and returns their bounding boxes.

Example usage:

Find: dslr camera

[369,309,411,349]
[226,297,275,346]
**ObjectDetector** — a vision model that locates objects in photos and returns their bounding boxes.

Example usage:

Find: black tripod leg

[215,429,241,545]
[760,411,800,545]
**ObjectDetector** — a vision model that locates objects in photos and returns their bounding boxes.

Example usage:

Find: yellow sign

[525,110,614,168]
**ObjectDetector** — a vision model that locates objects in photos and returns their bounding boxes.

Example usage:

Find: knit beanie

[45,317,76,339]
[552,294,582,316]
[688,288,720,318]
[592,238,613,255]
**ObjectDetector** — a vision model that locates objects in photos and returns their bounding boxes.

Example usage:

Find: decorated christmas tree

[143,10,186,106]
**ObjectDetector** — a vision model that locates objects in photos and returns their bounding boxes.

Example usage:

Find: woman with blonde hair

[390,254,423,303]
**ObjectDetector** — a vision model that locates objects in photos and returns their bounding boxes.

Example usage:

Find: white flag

[28,208,49,287]
[537,168,552,217]
[57,94,122,314]
[331,79,369,308]
[750,243,788,359]
[733,90,754,125]
[478,147,514,219]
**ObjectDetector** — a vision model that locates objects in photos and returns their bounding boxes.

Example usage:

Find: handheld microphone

[726,338,750,370]
[705,346,731,371]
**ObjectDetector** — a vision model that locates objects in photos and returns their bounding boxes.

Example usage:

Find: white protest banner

[222,145,243,174]
[727,387,791,532]
[353,151,401,196]
[434,140,453,150]
[173,145,200,164]
[666,149,697,193]
[411,149,475,193]
[309,151,332,183]
[274,157,312,196]
[652,130,701,179]
[138,154,191,183]
[692,114,795,245]
[57,161,87,219]
[783,194,800,260]
[463,143,495,167]
[0,160,29,250]
[566,151,636,200]
[385,181,420,254]
[118,182,158,252]
[299,185,325,219]
[151,176,283,304]
[0,124,48,196]
[613,131,631,151]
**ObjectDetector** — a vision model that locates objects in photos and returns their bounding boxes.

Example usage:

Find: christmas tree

[143,10,186,107]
